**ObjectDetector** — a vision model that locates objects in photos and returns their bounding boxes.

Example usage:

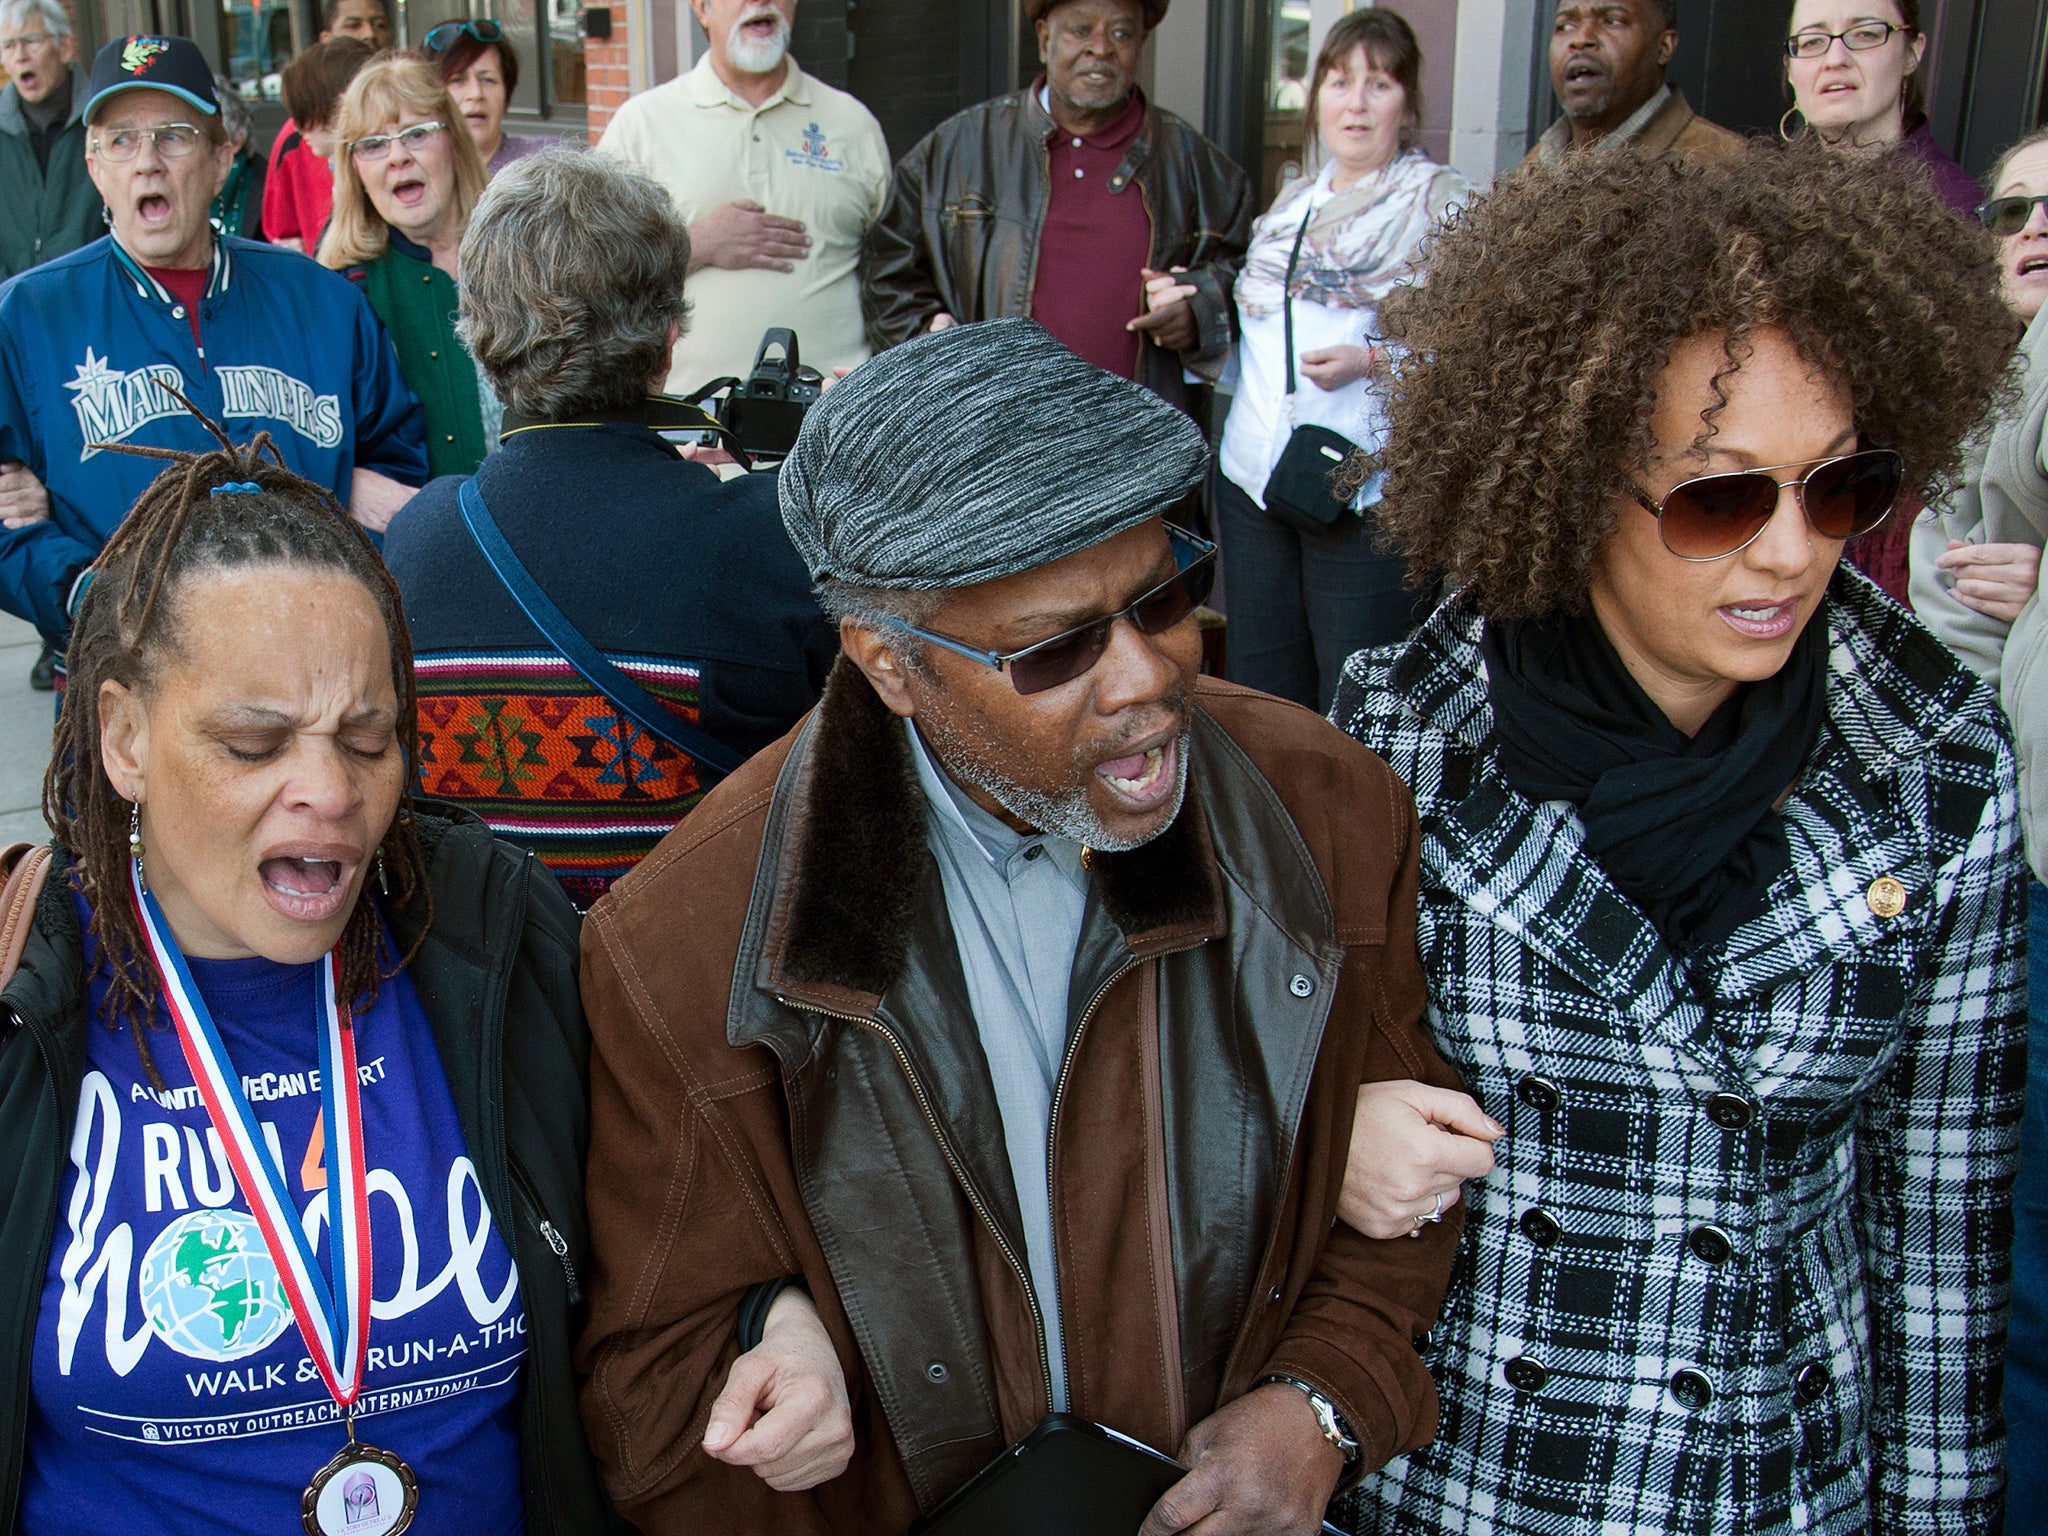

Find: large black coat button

[1505,1357,1548,1392]
[1669,1368,1714,1410]
[1794,1362,1831,1404]
[1704,1091,1755,1130]
[1688,1225,1734,1265]
[1520,1208,1562,1247]
[1517,1075,1561,1113]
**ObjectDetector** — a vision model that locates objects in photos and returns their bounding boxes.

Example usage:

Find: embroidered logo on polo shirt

[784,120,844,172]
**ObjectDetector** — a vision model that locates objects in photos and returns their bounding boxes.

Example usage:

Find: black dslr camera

[710,328,823,463]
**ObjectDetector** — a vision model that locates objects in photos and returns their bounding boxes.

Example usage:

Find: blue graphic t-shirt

[22,901,526,1535]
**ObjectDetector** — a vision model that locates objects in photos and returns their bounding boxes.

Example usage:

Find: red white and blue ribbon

[130,860,373,1410]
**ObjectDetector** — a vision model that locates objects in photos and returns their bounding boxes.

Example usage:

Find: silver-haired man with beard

[575,318,1463,1535]
[595,0,889,391]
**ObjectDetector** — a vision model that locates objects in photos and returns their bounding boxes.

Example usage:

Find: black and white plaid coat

[1331,570,2025,1536]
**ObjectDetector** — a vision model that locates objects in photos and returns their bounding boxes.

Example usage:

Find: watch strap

[1258,1372,1361,1466]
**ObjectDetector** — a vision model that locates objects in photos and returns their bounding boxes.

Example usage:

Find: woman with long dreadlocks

[0,431,617,1534]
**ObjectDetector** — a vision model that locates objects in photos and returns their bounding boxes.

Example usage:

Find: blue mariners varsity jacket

[0,234,427,635]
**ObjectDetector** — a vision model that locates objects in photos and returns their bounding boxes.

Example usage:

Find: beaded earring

[130,801,148,892]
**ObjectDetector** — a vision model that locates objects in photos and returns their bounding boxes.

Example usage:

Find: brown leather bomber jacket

[860,87,1254,411]
[575,663,1463,1533]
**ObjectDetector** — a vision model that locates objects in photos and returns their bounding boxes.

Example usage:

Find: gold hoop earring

[1779,105,1807,143]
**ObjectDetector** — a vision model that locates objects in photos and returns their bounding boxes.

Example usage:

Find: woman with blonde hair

[319,53,491,478]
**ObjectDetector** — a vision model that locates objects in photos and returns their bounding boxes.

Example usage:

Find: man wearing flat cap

[576,317,1461,1534]
[861,0,1251,412]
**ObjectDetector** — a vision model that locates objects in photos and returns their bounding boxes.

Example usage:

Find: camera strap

[498,395,754,468]
[456,477,747,779]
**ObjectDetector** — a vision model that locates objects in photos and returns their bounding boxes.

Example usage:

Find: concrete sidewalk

[0,613,55,848]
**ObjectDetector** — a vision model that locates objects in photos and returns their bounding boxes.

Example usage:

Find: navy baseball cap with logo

[84,34,220,122]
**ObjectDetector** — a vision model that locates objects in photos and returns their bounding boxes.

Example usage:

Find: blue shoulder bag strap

[456,477,747,779]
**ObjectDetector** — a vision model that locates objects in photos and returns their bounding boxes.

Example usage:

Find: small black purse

[1262,203,1371,534]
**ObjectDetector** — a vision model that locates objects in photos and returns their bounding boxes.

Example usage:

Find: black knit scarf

[1479,607,1827,950]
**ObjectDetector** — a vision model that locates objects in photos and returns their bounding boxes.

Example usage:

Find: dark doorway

[791,0,1018,161]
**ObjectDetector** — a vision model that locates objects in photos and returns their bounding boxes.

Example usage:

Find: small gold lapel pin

[1866,876,1907,919]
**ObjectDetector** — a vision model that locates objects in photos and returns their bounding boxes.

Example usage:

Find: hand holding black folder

[911,1415,1347,1536]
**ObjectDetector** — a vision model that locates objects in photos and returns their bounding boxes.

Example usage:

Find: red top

[260,121,335,248]
[143,263,209,351]
[1031,85,1152,379]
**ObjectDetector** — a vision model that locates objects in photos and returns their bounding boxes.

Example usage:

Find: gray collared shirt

[1536,82,1673,165]
[906,719,1090,1411]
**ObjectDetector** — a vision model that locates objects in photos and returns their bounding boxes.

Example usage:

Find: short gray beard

[915,708,1193,853]
[725,8,790,73]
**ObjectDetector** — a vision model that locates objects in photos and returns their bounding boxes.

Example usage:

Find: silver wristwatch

[1259,1373,1361,1468]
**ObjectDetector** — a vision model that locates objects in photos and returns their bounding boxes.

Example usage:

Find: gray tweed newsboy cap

[778,317,1208,590]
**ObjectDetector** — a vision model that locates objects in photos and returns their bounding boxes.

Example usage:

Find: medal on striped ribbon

[129,860,418,1536]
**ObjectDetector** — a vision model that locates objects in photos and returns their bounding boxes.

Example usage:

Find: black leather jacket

[0,808,621,1534]
[861,87,1254,410]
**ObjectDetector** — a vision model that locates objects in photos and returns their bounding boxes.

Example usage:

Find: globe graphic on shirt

[137,1208,292,1361]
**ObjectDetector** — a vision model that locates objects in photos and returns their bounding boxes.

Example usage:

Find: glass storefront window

[205,0,585,114]
[1263,0,1312,199]
[405,0,583,112]
[1270,0,1310,111]
[218,0,292,99]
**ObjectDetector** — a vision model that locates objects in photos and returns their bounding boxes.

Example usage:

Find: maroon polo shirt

[1030,84,1153,379]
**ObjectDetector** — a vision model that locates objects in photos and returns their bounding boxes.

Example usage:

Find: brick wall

[585,9,632,142]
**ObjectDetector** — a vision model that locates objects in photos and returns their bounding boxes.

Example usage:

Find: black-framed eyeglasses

[1785,20,1910,58]
[424,17,504,52]
[881,528,1217,695]
[349,120,447,160]
[1978,194,2048,236]
[1628,449,1904,561]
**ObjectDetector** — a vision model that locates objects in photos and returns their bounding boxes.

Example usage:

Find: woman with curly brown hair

[1328,142,2022,1535]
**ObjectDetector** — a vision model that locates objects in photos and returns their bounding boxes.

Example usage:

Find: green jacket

[351,240,489,478]
[210,149,268,241]
[0,806,619,1534]
[0,68,102,284]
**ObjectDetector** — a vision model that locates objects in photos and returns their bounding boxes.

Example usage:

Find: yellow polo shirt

[597,56,891,393]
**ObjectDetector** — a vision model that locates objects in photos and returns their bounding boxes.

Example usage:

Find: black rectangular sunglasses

[883,528,1217,695]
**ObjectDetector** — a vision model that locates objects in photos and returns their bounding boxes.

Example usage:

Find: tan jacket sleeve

[575,883,830,1532]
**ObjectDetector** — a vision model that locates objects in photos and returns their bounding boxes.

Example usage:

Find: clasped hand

[1138,1382,1346,1535]
[0,461,50,530]
[703,1288,855,1492]
[1935,539,2042,624]
[1132,267,1201,353]
[1340,1080,1502,1240]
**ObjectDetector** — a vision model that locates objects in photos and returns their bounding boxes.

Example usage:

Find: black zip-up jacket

[0,806,620,1534]
[860,86,1254,412]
